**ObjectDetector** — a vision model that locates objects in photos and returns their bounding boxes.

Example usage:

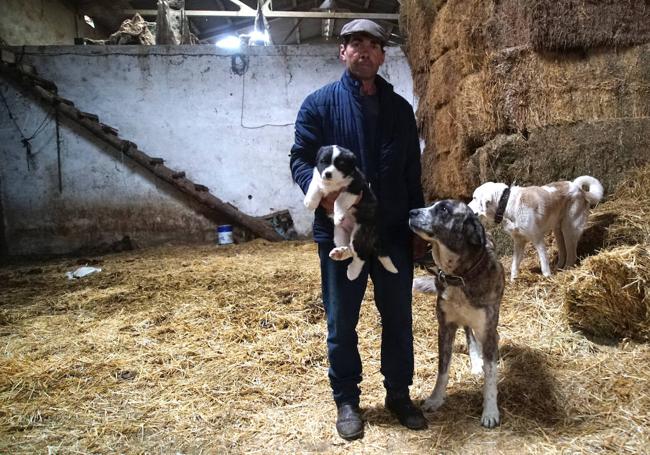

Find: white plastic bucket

[217,225,234,245]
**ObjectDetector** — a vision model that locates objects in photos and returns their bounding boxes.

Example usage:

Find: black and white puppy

[409,200,505,428]
[303,145,397,280]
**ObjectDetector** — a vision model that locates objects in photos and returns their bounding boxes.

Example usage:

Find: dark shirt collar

[341,69,392,96]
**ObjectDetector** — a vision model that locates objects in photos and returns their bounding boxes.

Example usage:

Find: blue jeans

[318,240,415,407]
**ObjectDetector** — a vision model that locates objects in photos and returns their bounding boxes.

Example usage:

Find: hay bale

[480,44,650,136]
[467,117,650,193]
[561,245,650,342]
[528,0,650,51]
[482,0,650,51]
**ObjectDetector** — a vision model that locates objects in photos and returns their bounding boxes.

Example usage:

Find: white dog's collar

[494,187,510,224]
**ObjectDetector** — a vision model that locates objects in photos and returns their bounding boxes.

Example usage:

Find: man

[289,19,427,440]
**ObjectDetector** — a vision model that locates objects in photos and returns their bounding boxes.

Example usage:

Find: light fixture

[249,29,270,45]
[249,0,271,46]
[215,35,241,49]
[84,15,95,29]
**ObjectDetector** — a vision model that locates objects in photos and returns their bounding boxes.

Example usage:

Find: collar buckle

[437,269,465,287]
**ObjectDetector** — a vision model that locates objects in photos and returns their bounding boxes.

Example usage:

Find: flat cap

[340,19,388,44]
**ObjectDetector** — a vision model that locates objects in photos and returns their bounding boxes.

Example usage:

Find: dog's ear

[464,214,486,248]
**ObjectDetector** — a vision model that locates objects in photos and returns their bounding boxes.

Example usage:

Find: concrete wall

[0,0,101,45]
[0,44,416,256]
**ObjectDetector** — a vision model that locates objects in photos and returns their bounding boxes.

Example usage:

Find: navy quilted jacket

[290,70,424,244]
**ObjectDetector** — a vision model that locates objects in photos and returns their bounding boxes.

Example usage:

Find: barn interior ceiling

[70,0,402,45]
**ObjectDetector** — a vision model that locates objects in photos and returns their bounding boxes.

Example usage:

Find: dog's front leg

[333,224,350,248]
[423,319,457,412]
[330,225,353,261]
[561,216,582,268]
[511,236,526,281]
[333,191,358,225]
[533,238,551,277]
[465,327,483,375]
[479,327,500,428]
[303,168,324,210]
[554,226,567,269]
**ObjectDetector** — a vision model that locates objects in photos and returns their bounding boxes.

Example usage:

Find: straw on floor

[1,232,648,453]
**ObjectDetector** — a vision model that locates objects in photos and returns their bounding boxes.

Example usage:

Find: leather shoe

[336,404,364,440]
[385,394,428,430]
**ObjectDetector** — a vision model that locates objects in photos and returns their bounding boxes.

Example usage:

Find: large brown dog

[410,200,505,428]
[468,176,603,281]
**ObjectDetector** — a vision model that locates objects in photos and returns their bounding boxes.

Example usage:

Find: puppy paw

[347,262,363,280]
[329,247,352,261]
[480,407,500,428]
[333,213,345,225]
[303,197,320,210]
[422,394,445,413]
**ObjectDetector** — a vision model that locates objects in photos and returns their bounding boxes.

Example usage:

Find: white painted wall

[0,44,415,255]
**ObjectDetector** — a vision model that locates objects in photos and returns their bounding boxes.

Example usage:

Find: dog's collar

[428,248,490,288]
[435,268,465,287]
[494,186,510,224]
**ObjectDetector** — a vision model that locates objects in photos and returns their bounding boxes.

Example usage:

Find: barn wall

[0,0,101,45]
[0,45,415,256]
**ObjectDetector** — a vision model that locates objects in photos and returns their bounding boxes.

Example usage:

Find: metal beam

[123,9,398,19]
[200,17,287,41]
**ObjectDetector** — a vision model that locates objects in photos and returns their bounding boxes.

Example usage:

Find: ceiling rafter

[115,0,400,45]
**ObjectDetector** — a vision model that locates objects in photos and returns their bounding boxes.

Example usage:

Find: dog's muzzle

[409,210,434,239]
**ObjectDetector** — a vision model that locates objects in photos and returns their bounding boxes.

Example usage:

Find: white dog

[468,176,604,281]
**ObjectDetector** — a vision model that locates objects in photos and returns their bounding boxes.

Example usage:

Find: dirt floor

[0,240,648,454]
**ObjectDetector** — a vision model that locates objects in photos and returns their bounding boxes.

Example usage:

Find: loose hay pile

[561,245,650,343]
[1,238,649,453]
[557,164,650,343]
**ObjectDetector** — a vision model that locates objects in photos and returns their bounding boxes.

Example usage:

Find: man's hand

[320,190,362,214]
[320,191,341,214]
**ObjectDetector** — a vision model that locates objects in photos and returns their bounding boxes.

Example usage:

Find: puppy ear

[464,215,486,248]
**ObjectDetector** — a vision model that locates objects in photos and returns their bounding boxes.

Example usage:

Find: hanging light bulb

[250,0,271,46]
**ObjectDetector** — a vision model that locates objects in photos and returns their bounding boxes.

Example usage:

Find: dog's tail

[572,175,604,206]
[378,256,398,274]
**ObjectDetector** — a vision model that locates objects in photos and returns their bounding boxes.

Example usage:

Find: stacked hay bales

[401,0,650,201]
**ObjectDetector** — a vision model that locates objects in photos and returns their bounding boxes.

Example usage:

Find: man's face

[339,33,385,82]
